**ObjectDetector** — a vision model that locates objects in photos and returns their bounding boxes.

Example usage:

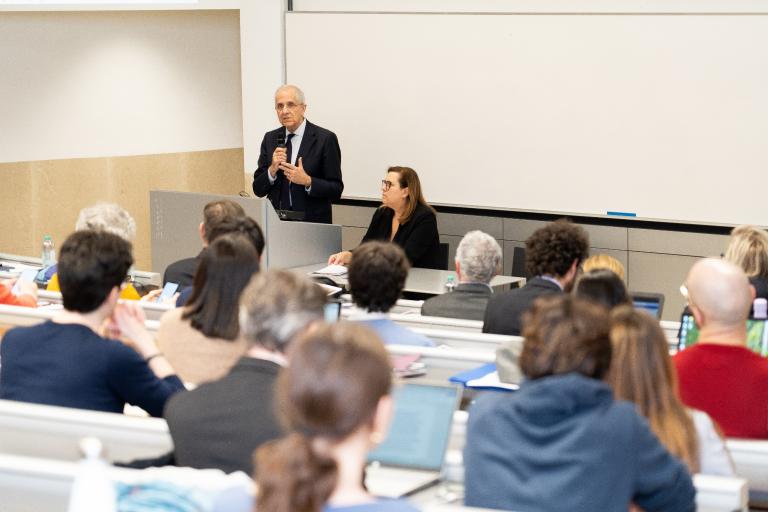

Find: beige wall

[0,148,245,270]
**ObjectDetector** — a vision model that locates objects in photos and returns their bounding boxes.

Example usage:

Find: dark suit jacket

[361,203,441,269]
[421,283,492,321]
[482,277,563,336]
[163,357,283,475]
[252,120,343,224]
[163,250,204,287]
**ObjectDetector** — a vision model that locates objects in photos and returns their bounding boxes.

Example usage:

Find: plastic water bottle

[67,437,116,512]
[444,275,457,292]
[41,235,56,268]
[754,298,767,319]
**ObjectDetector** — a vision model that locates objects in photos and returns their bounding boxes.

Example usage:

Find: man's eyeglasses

[381,180,395,191]
[275,102,301,112]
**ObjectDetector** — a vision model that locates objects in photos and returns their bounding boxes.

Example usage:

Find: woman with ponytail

[608,306,734,475]
[255,322,420,512]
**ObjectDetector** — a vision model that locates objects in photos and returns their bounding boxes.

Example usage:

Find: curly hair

[525,220,589,277]
[348,241,409,313]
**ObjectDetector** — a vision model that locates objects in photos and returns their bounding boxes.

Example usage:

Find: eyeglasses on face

[275,102,302,112]
[381,180,398,191]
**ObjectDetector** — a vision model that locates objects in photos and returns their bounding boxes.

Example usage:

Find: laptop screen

[678,312,768,356]
[633,298,661,318]
[631,292,664,319]
[367,383,460,471]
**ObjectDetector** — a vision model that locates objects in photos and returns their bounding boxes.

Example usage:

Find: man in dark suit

[163,200,246,287]
[252,85,343,224]
[483,220,589,336]
[422,230,502,321]
[163,270,326,474]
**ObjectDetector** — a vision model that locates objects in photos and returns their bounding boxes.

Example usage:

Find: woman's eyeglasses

[381,180,395,191]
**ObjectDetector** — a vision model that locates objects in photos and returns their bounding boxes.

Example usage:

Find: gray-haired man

[421,230,502,321]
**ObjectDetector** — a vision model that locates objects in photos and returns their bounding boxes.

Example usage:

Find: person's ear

[401,186,409,200]
[455,260,461,279]
[199,222,207,247]
[750,284,757,302]
[370,394,394,447]
[690,304,705,329]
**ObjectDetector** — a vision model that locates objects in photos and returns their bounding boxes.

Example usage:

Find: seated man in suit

[164,270,327,474]
[483,220,589,336]
[252,84,344,223]
[0,231,184,417]
[347,241,434,347]
[163,199,246,287]
[674,258,768,438]
[421,230,502,321]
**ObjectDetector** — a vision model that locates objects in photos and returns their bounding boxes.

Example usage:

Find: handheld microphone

[276,133,286,149]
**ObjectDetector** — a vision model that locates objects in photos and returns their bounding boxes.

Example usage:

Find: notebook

[364,383,460,498]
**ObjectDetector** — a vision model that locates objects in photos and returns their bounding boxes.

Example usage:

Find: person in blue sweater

[464,294,696,512]
[0,231,184,417]
[255,323,419,512]
[346,241,434,347]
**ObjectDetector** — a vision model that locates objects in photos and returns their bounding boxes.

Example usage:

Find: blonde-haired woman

[609,306,734,475]
[582,254,626,280]
[724,225,768,300]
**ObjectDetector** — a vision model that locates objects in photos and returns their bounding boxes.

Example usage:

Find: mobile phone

[12,269,38,295]
[157,282,179,303]
[324,301,342,322]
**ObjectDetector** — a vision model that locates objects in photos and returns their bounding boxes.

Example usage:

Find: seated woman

[572,268,631,310]
[0,231,184,417]
[157,233,259,385]
[724,224,768,301]
[328,166,441,269]
[464,295,695,512]
[608,305,734,476]
[255,322,419,512]
[346,241,433,347]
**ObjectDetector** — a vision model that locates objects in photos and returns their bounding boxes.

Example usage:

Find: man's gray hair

[456,230,502,284]
[239,269,326,352]
[75,203,136,242]
[275,84,305,105]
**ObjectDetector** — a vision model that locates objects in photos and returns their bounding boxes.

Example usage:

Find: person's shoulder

[325,499,419,512]
[413,202,436,219]
[306,120,337,138]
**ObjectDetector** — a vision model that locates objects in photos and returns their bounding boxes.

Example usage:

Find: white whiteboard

[286,12,768,226]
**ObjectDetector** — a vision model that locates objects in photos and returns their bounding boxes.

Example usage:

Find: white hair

[456,230,502,284]
[75,203,136,242]
[275,84,305,104]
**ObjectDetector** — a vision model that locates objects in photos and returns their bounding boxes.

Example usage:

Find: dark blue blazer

[252,120,343,224]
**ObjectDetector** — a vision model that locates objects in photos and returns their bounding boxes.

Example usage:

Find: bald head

[686,258,752,327]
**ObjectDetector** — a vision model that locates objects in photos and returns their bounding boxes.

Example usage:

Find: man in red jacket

[674,258,768,438]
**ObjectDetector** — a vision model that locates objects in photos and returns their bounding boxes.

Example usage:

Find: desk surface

[292,263,525,296]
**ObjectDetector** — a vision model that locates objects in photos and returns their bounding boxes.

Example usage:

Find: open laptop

[678,311,768,356]
[364,382,461,498]
[631,292,665,319]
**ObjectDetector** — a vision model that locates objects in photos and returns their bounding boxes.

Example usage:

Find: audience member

[329,167,441,269]
[255,322,419,512]
[609,306,734,475]
[465,295,695,512]
[347,241,433,346]
[0,231,183,417]
[47,202,142,300]
[421,230,501,321]
[174,215,265,307]
[163,200,246,288]
[674,258,768,438]
[582,253,626,280]
[157,234,259,385]
[724,224,768,301]
[164,270,326,474]
[573,268,631,310]
[0,278,37,307]
[483,220,589,335]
